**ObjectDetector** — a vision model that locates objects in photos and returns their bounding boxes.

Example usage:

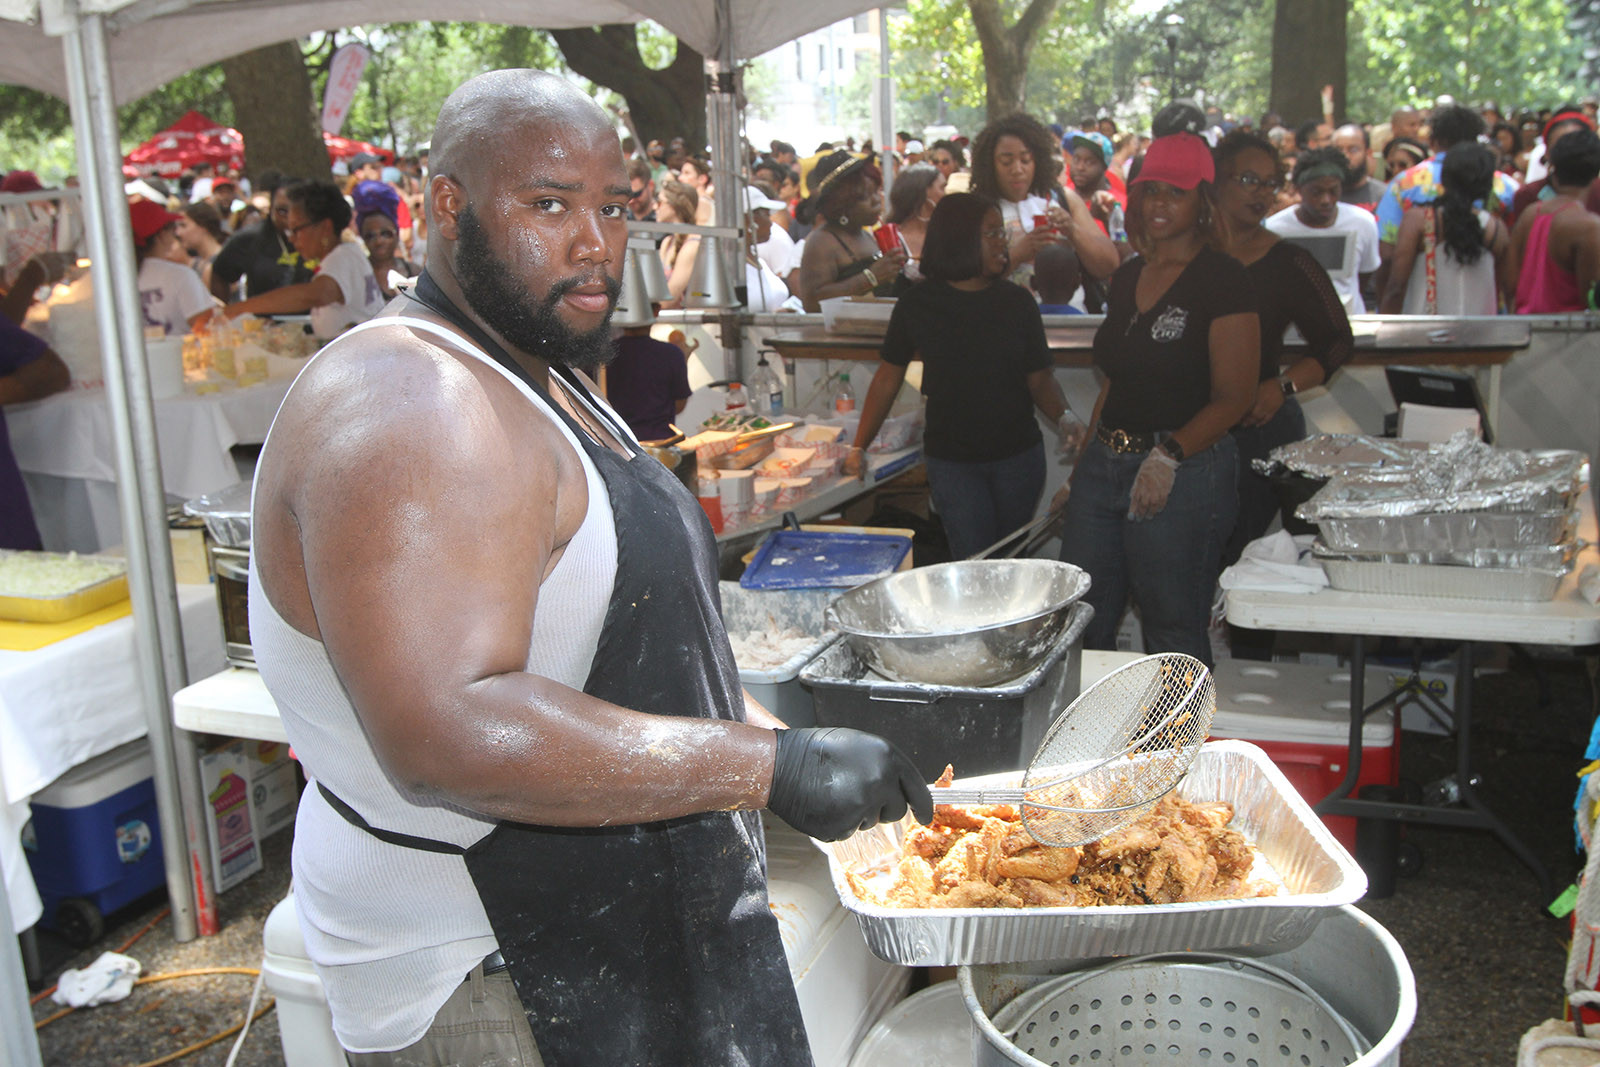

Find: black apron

[320,273,812,1066]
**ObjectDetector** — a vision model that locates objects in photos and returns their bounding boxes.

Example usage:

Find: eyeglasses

[283,219,322,239]
[1230,172,1284,192]
[982,227,1008,240]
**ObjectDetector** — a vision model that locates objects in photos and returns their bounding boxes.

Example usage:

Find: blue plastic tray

[740,530,913,590]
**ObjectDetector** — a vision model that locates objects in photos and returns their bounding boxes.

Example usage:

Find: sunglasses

[1230,172,1285,192]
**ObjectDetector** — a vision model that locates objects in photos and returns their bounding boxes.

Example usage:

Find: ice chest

[1209,659,1398,850]
[800,601,1091,782]
[24,740,166,935]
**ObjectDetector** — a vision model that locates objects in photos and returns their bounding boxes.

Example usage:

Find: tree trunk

[1270,0,1347,124]
[549,26,707,152]
[222,41,330,182]
[968,0,1064,120]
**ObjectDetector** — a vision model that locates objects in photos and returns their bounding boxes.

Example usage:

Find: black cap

[350,152,382,168]
[1153,99,1207,139]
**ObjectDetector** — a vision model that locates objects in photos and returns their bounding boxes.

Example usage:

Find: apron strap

[316,782,473,855]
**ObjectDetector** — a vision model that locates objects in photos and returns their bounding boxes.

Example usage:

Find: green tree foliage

[1348,0,1585,117]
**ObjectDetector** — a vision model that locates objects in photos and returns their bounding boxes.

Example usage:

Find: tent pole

[706,0,743,381]
[877,9,895,190]
[61,11,211,943]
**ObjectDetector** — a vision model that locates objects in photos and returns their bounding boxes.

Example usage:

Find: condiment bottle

[833,371,855,414]
[725,381,748,413]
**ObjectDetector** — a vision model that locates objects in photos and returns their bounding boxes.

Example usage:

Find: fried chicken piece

[1010,877,1084,907]
[934,765,955,788]
[994,846,1081,882]
[932,805,989,832]
[932,836,983,890]
[1088,821,1162,863]
[904,823,958,861]
[885,854,937,908]
[1145,833,1208,904]
[845,868,886,907]
[1182,800,1235,830]
[1208,826,1254,881]
[942,879,1024,909]
[999,822,1042,856]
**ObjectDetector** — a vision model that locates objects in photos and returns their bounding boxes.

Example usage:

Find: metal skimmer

[929,653,1215,846]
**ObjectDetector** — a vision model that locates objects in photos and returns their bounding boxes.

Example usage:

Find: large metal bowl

[825,559,1091,686]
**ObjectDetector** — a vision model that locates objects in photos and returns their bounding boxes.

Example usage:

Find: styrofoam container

[766,817,910,1066]
[1210,659,1397,850]
[848,981,970,1067]
[262,893,353,1067]
[721,581,837,726]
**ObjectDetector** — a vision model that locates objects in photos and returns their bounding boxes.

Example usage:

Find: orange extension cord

[30,906,278,1067]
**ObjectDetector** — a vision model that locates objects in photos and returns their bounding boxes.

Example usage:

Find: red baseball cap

[1132,133,1216,190]
[1,170,44,194]
[129,199,182,247]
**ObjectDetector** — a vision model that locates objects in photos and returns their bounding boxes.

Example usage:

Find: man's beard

[1344,158,1367,186]
[454,205,621,372]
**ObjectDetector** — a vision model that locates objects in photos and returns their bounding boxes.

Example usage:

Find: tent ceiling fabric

[0,0,884,104]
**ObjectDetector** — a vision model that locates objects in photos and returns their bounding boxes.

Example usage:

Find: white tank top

[247,314,621,1052]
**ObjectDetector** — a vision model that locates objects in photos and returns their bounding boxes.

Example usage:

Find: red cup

[1032,213,1053,233]
[873,223,902,254]
[697,493,724,533]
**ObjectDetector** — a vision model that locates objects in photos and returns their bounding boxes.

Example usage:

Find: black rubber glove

[767,727,935,841]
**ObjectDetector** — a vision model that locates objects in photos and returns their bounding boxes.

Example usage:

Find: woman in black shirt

[1211,131,1354,565]
[847,192,1081,559]
[1056,133,1258,666]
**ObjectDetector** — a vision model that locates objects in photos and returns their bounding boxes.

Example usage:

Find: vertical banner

[321,42,371,136]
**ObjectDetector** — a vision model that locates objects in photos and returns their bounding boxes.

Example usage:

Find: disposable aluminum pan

[1315,508,1576,553]
[817,740,1366,966]
[1296,448,1586,520]
[1311,539,1578,571]
[1316,556,1567,602]
[183,481,253,548]
[1257,434,1432,480]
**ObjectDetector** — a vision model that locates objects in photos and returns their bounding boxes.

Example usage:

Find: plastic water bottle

[833,371,856,414]
[748,355,785,417]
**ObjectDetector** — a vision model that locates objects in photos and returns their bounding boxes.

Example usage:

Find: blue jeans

[1057,436,1238,667]
[1223,396,1306,567]
[924,442,1046,561]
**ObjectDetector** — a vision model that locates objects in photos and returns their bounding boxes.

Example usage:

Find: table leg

[1321,640,1554,901]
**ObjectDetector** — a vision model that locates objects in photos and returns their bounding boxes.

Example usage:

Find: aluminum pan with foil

[1255,434,1432,480]
[1315,509,1576,554]
[1311,539,1578,571]
[1295,442,1586,519]
[816,740,1366,966]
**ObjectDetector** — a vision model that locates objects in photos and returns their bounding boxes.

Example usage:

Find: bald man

[249,69,929,1065]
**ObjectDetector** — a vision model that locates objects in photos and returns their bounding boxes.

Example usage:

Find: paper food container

[0,551,130,623]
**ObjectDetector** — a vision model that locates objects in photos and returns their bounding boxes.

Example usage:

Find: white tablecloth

[6,378,292,552]
[1,584,224,933]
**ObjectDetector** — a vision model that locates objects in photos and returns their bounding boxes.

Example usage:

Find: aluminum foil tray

[1316,508,1576,554]
[1316,555,1565,602]
[1312,539,1577,571]
[816,740,1366,966]
[1257,434,1432,480]
[1296,447,1586,520]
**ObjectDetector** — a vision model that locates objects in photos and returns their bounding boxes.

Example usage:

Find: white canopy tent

[1,0,894,1060]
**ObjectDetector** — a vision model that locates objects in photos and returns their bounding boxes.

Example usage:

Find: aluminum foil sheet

[1254,434,1432,480]
[1312,539,1578,572]
[817,740,1366,966]
[1296,438,1586,520]
[1315,509,1576,554]
[182,481,253,548]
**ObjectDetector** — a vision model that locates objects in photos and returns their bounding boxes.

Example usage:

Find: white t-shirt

[310,240,387,340]
[138,256,215,336]
[998,193,1054,292]
[1264,202,1381,314]
[744,256,800,313]
[756,224,798,279]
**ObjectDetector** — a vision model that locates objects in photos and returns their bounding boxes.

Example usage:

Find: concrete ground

[21,652,1597,1066]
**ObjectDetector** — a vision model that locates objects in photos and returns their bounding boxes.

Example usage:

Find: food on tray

[846,765,1279,909]
[727,623,817,671]
[0,551,126,597]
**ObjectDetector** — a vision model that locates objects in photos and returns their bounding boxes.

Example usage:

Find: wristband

[1278,375,1298,397]
[1159,436,1185,463]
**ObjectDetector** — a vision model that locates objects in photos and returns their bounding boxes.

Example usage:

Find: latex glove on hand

[842,446,867,480]
[1057,411,1088,460]
[1128,447,1179,521]
[767,727,934,841]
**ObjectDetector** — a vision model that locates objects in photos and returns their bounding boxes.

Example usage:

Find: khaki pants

[345,962,544,1067]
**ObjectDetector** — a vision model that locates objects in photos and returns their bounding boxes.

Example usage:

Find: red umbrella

[122,110,245,178]
[323,132,393,166]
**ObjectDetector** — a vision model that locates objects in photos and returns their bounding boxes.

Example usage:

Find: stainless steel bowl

[825,559,1091,686]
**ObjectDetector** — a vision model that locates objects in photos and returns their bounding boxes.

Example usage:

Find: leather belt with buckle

[480,949,509,977]
[1097,426,1164,454]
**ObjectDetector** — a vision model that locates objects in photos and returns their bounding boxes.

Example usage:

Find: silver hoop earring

[837,214,851,227]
